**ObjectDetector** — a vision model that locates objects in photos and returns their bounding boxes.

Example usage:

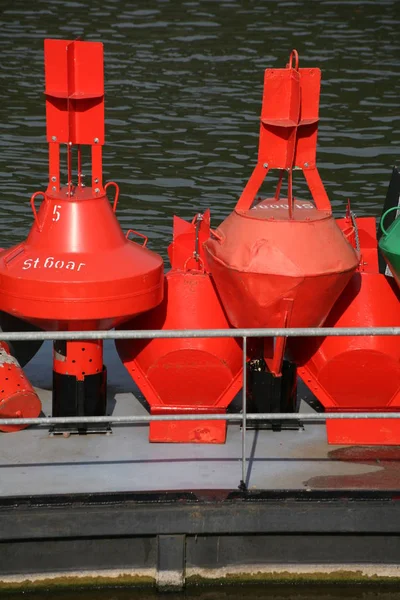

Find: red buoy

[0,342,42,433]
[0,40,163,331]
[289,213,400,445]
[0,40,164,428]
[116,211,243,443]
[204,51,358,337]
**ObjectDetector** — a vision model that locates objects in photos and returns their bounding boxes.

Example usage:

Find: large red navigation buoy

[289,212,400,445]
[0,40,164,429]
[116,211,243,443]
[204,51,358,376]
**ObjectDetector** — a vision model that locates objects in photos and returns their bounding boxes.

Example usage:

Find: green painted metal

[379,206,400,288]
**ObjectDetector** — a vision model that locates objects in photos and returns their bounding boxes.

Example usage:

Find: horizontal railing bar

[2,413,400,426]
[0,327,399,342]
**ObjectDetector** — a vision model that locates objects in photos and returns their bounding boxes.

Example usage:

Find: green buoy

[379,206,400,288]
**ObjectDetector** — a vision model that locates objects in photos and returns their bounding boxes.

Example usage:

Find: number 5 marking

[52,205,62,222]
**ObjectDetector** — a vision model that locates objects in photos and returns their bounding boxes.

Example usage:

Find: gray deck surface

[0,341,396,497]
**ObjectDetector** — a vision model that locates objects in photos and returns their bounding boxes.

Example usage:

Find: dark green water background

[2,584,400,599]
[0,0,399,597]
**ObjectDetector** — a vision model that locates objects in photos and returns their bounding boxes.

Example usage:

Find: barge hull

[1,490,400,590]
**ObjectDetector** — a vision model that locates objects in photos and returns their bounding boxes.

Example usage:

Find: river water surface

[0,0,399,597]
[2,584,400,599]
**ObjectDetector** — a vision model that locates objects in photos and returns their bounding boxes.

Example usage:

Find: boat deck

[1,340,399,496]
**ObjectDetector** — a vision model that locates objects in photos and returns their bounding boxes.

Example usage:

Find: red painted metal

[205,197,359,331]
[53,340,103,379]
[289,215,400,445]
[336,203,379,273]
[0,184,163,329]
[0,342,42,433]
[44,39,105,193]
[204,51,359,378]
[0,40,164,330]
[116,211,243,443]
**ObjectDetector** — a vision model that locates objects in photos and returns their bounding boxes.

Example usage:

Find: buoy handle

[288,49,299,70]
[2,244,25,268]
[183,254,205,273]
[105,181,120,213]
[126,229,148,247]
[30,191,46,232]
[380,206,400,235]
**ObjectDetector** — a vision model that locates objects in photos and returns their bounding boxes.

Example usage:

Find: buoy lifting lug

[30,191,46,232]
[126,228,148,247]
[105,181,120,213]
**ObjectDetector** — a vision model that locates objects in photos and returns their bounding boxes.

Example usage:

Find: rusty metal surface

[0,342,41,433]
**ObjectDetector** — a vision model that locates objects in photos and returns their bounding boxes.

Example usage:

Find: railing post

[239,336,247,491]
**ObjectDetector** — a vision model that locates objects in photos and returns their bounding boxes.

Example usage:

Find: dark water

[2,587,400,600]
[2,586,400,600]
[0,0,399,597]
[0,0,399,259]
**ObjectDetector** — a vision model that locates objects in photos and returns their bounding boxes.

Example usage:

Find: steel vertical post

[240,336,247,489]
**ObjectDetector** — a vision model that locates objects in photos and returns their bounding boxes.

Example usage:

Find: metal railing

[0,326,398,341]
[1,325,399,488]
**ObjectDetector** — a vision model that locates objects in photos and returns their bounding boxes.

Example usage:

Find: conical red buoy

[204,50,358,335]
[289,212,400,445]
[0,40,164,429]
[116,211,243,443]
[0,342,42,433]
[203,51,359,382]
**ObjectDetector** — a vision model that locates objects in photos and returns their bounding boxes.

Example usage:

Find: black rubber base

[0,311,43,367]
[51,367,108,434]
[247,359,300,431]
